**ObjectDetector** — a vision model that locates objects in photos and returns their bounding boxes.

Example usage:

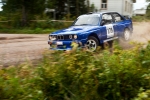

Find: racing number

[107,28,113,34]
[106,24,114,38]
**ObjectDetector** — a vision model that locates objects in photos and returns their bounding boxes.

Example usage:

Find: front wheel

[86,36,99,51]
[123,29,131,41]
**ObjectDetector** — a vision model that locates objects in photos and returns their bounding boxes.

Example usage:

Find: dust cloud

[119,22,150,49]
[132,22,150,43]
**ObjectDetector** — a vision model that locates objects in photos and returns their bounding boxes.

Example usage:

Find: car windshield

[73,15,100,26]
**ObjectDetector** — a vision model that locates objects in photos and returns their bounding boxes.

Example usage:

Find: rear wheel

[86,36,99,51]
[123,29,131,41]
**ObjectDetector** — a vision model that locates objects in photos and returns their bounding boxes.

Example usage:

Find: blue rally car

[48,12,133,51]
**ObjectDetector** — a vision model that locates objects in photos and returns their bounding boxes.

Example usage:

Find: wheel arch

[124,27,129,30]
[88,33,100,45]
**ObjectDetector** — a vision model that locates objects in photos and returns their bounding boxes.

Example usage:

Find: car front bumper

[48,40,83,50]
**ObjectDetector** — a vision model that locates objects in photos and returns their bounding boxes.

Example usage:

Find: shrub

[36,44,150,100]
[0,64,44,100]
[132,16,145,22]
[0,43,150,100]
[134,90,150,100]
[132,16,150,22]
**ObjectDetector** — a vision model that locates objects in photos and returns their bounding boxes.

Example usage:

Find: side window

[112,13,123,22]
[101,14,113,25]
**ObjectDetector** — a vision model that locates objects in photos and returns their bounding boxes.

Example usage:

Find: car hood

[51,25,100,35]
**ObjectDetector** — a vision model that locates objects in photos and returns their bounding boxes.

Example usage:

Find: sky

[0,0,149,11]
[0,0,2,11]
[134,0,149,10]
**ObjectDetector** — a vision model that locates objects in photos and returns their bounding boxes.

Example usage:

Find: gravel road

[0,34,48,67]
[0,22,150,67]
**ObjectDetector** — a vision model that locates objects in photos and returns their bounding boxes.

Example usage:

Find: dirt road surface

[0,22,150,67]
[132,22,150,43]
[0,34,48,67]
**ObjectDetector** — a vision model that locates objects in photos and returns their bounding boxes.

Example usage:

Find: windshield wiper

[79,24,91,26]
[74,24,92,26]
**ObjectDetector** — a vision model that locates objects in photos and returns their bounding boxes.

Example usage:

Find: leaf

[142,60,150,64]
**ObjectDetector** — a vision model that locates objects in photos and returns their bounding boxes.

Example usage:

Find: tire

[101,40,113,50]
[108,40,113,48]
[86,36,99,51]
[108,40,113,53]
[123,28,131,41]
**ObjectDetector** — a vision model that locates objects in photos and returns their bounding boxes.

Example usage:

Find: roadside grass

[0,21,72,34]
[132,16,150,22]
[0,28,57,34]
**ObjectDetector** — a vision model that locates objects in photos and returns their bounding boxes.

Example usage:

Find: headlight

[49,35,56,40]
[52,36,56,40]
[49,36,52,40]
[74,35,77,39]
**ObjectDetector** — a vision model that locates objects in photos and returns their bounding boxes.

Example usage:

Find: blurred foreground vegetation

[1,42,150,100]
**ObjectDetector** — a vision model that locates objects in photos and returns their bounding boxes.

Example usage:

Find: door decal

[105,24,114,38]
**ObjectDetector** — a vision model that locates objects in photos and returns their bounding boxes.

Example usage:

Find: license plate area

[56,41,63,45]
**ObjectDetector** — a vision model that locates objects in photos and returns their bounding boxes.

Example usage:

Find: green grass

[0,28,57,34]
[132,16,150,22]
[0,21,72,34]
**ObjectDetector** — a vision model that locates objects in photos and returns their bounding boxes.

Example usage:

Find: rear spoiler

[123,15,132,20]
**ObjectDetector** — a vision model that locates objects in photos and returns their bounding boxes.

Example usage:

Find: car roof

[87,11,119,15]
[78,12,122,18]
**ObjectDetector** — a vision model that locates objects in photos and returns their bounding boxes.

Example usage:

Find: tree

[146,3,150,19]
[1,0,7,5]
[46,0,88,20]
[45,0,67,19]
[2,0,46,26]
[2,0,88,24]
[69,0,88,18]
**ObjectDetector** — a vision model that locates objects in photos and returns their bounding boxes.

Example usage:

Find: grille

[50,34,75,40]
[57,35,73,40]
[57,35,64,40]
[64,35,70,39]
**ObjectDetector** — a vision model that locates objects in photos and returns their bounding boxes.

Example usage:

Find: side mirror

[101,20,105,26]
[123,15,132,20]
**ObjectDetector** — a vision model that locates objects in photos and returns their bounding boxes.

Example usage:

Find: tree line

[0,0,149,27]
[0,0,94,26]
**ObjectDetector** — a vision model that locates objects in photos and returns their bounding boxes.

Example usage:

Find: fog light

[48,40,53,45]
